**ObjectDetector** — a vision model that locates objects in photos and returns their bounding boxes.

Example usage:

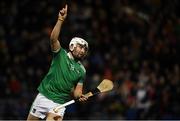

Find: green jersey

[38,48,86,104]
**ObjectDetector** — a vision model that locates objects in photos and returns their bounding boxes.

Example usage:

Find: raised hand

[58,4,68,21]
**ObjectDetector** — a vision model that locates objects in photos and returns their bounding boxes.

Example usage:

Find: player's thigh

[27,113,39,121]
[46,112,62,121]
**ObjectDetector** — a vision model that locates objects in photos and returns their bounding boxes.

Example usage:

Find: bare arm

[50,4,68,52]
[74,83,83,98]
[74,83,88,102]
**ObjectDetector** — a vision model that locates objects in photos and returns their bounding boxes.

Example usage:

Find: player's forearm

[73,84,83,98]
[74,92,82,99]
[73,89,83,99]
[50,19,64,43]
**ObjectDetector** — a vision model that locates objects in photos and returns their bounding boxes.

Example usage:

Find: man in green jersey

[27,4,89,121]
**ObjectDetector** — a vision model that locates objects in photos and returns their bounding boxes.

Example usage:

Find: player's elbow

[50,35,56,43]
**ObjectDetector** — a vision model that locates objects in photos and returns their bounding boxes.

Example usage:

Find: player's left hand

[78,94,88,102]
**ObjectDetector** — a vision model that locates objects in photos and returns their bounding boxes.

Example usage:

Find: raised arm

[50,4,68,52]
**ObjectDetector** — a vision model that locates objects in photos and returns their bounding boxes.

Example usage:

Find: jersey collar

[67,52,74,59]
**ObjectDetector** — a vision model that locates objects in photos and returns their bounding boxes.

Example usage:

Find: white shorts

[29,93,66,119]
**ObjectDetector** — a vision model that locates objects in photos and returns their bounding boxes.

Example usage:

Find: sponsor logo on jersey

[70,64,75,71]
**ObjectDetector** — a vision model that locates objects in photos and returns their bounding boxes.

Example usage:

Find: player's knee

[53,116,62,121]
[47,113,62,121]
[27,113,39,121]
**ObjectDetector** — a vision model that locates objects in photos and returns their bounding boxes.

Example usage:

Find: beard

[72,52,83,60]
[71,51,86,61]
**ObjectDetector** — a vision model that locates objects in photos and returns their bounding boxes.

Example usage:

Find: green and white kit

[38,48,86,104]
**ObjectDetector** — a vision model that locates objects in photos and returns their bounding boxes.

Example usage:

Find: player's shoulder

[52,48,68,59]
[58,48,68,56]
[60,48,68,53]
[53,47,67,54]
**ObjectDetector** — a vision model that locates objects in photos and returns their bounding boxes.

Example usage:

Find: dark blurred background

[0,0,180,120]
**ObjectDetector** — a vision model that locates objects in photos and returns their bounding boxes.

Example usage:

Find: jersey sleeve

[52,48,66,58]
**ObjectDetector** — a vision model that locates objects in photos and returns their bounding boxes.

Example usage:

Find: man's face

[72,43,88,60]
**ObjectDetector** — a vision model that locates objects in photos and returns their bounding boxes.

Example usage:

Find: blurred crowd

[0,0,180,120]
